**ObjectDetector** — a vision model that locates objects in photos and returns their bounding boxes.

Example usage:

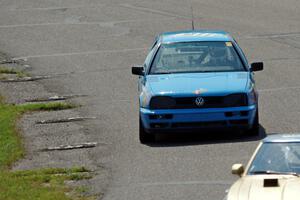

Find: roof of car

[263,134,300,143]
[160,30,233,43]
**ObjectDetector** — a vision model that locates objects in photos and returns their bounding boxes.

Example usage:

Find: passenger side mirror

[250,62,263,72]
[132,65,144,76]
[232,163,244,176]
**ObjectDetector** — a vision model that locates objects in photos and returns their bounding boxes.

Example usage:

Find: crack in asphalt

[25,94,88,102]
[38,67,129,78]
[7,4,108,11]
[41,142,98,151]
[243,32,300,39]
[264,57,300,61]
[259,86,300,93]
[0,75,51,82]
[0,17,177,28]
[1,67,129,83]
[113,180,232,188]
[0,59,19,64]
[288,37,300,42]
[36,117,97,124]
[119,3,190,19]
[13,48,146,59]
[269,37,300,50]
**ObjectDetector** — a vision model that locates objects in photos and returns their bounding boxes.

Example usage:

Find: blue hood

[146,72,250,96]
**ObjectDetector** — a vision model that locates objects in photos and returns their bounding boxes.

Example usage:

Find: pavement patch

[36,116,97,124]
[41,142,98,152]
[1,75,51,82]
[25,94,88,102]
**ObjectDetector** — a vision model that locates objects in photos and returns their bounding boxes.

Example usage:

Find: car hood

[146,72,250,96]
[228,175,300,200]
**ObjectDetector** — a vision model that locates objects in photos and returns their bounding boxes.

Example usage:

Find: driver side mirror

[232,163,244,177]
[250,62,263,72]
[132,65,144,76]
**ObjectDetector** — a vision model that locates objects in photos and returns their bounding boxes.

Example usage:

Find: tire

[246,108,259,136]
[139,117,155,144]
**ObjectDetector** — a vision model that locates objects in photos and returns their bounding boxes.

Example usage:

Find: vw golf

[132,30,263,143]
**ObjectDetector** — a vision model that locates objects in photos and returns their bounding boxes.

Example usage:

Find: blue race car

[132,30,263,143]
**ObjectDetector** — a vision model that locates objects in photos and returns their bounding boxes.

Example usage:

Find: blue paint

[146,72,249,97]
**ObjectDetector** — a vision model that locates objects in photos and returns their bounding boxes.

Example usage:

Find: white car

[226,134,300,200]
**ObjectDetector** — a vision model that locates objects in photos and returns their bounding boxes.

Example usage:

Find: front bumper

[140,105,257,133]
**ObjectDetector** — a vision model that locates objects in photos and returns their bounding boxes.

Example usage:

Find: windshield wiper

[251,170,299,177]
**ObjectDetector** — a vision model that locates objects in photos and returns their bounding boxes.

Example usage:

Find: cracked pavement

[0,0,300,199]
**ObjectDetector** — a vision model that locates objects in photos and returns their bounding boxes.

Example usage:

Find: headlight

[140,89,152,108]
[223,93,248,107]
[149,96,176,109]
[248,89,257,105]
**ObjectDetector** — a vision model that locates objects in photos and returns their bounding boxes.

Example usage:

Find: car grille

[175,96,223,108]
[149,93,248,109]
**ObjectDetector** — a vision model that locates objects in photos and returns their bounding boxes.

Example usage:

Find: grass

[19,102,77,112]
[0,66,28,78]
[0,67,18,74]
[0,168,94,200]
[0,100,76,169]
[0,97,94,200]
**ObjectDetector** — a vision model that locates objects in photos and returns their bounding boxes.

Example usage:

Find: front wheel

[139,117,155,144]
[246,108,259,136]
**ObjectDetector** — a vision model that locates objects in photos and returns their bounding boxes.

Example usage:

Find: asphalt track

[0,0,300,199]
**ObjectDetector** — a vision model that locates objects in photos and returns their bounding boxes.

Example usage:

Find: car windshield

[248,142,300,175]
[150,41,245,74]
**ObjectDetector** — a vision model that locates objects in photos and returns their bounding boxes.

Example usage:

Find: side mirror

[232,163,244,176]
[250,62,263,72]
[132,65,144,76]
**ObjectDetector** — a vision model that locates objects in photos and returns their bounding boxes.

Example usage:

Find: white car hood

[228,175,300,200]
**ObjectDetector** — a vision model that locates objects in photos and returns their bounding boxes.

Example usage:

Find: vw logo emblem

[195,97,205,107]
